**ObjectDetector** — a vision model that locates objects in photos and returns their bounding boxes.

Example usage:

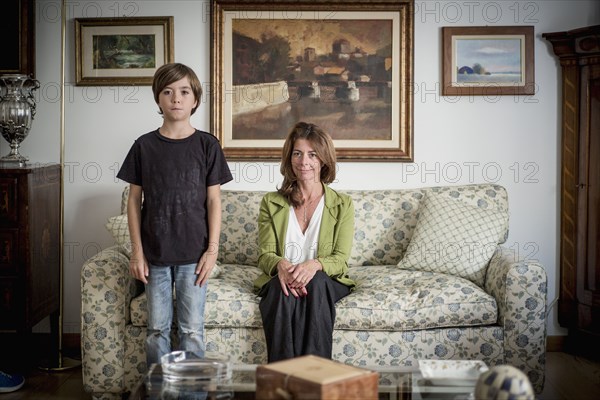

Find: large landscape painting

[231,18,393,141]
[211,0,414,161]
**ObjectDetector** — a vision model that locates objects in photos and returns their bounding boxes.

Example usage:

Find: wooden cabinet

[544,25,600,356]
[0,164,60,334]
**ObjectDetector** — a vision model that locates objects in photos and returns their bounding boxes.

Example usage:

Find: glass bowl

[161,350,232,383]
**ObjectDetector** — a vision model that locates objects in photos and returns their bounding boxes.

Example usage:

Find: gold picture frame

[442,26,534,96]
[75,16,174,86]
[211,0,414,161]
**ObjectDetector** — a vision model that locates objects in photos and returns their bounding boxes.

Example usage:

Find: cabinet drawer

[0,229,18,275]
[0,178,18,223]
[0,278,18,330]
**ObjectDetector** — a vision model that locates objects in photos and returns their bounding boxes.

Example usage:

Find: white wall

[22,0,600,336]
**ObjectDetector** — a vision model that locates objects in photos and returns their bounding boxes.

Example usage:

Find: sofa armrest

[81,245,141,396]
[485,245,547,391]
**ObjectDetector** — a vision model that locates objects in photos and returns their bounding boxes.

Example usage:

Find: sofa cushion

[217,188,422,267]
[397,193,508,287]
[130,264,497,332]
[346,189,422,266]
[219,192,265,265]
[205,264,263,328]
[336,265,497,331]
[347,185,509,267]
[117,186,266,266]
[119,184,509,269]
[105,214,132,255]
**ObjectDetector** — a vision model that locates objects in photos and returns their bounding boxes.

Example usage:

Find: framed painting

[442,26,534,96]
[75,16,174,86]
[0,0,35,76]
[211,0,414,161]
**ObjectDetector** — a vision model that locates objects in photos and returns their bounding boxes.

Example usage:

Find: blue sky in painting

[456,38,522,73]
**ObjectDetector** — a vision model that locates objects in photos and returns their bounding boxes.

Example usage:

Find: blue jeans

[145,263,207,366]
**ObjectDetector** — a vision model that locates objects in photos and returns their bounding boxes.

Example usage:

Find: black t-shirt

[117,129,233,265]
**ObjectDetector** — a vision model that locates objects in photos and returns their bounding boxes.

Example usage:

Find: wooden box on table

[255,355,378,400]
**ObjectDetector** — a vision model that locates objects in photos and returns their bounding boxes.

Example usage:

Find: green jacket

[253,184,356,293]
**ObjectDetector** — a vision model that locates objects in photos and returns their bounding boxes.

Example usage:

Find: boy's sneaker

[0,371,25,393]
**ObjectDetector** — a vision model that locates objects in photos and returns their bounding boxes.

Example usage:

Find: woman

[254,121,355,362]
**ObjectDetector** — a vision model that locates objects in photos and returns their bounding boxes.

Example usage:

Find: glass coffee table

[129,363,478,399]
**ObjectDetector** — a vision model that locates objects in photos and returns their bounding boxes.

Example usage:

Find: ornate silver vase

[0,74,41,164]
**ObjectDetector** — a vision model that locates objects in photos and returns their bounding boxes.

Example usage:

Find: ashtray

[161,351,232,383]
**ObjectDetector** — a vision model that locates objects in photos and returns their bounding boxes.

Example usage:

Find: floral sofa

[81,184,547,399]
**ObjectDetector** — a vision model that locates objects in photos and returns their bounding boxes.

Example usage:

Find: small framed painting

[442,26,534,96]
[75,16,174,86]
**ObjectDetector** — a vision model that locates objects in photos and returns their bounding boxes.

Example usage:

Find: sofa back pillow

[347,184,508,267]
[117,184,509,269]
[118,186,264,266]
[219,190,265,265]
[396,192,509,287]
[346,189,422,266]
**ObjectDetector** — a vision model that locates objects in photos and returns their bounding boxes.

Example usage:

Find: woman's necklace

[302,190,320,224]
[303,199,313,224]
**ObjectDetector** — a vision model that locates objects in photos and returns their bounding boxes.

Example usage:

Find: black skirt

[258,270,351,363]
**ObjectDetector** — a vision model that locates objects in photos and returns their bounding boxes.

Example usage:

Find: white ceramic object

[418,359,489,386]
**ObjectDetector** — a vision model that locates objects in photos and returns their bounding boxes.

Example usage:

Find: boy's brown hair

[152,63,203,115]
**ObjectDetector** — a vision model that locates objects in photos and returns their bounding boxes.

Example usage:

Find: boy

[117,63,232,366]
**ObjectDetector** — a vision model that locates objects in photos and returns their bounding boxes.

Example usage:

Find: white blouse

[284,196,325,264]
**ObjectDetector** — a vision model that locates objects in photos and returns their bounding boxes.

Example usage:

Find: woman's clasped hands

[277,259,321,297]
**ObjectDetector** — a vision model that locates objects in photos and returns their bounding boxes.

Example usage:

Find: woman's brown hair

[278,122,337,207]
[152,63,203,115]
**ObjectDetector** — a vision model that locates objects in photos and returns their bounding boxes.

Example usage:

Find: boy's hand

[129,250,149,284]
[195,251,218,286]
